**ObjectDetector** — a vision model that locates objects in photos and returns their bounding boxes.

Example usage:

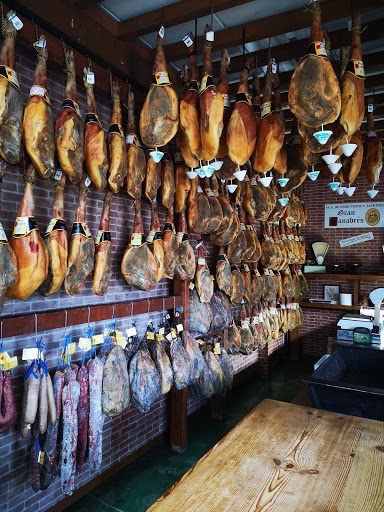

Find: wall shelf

[304,273,384,281]
[300,302,358,311]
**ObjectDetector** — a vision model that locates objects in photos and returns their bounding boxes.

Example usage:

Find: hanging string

[35,313,38,343]
[194,18,198,55]
[62,40,70,72]
[109,70,113,101]
[242,27,246,68]
[268,36,271,62]
[161,8,165,29]
[210,0,214,31]
[87,56,93,72]
[34,22,39,42]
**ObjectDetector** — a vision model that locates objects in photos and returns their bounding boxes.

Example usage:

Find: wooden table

[148,399,384,512]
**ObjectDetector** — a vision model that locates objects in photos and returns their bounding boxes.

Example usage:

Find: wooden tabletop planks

[147,399,384,512]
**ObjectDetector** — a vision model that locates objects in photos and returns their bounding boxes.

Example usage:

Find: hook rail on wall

[0,296,183,340]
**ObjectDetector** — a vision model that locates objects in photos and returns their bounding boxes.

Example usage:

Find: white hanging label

[126,134,134,144]
[126,326,137,337]
[86,72,95,85]
[206,31,214,41]
[22,348,39,361]
[198,258,206,265]
[8,13,23,30]
[54,169,62,180]
[183,35,193,47]
[35,38,46,49]
[159,26,165,38]
[368,104,373,113]
[271,62,277,74]
[0,221,7,243]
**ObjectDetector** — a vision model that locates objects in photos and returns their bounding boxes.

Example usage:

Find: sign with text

[339,232,374,247]
[324,203,384,229]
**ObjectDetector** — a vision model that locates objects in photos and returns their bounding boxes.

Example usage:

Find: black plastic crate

[303,345,384,420]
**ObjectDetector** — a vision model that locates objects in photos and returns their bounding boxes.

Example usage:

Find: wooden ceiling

[6,0,384,139]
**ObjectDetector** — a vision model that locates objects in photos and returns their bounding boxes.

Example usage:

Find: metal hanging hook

[147,299,150,315]
[0,320,3,350]
[87,306,91,326]
[131,302,133,318]
[173,295,176,314]
[64,310,68,336]
[35,313,38,342]
[112,303,115,320]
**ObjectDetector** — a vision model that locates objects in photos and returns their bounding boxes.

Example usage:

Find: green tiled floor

[64,358,315,512]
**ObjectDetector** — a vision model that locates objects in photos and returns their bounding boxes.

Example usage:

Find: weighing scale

[304,242,329,273]
[337,288,384,346]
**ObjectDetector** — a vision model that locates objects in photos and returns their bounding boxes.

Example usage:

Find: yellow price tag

[68,342,76,354]
[147,331,155,340]
[38,451,44,464]
[92,334,104,346]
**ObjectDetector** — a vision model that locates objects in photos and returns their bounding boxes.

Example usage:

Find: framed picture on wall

[324,285,339,303]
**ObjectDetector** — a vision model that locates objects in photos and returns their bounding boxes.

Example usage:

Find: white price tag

[189,282,195,290]
[54,169,62,180]
[0,221,7,242]
[126,327,137,337]
[206,31,214,41]
[126,134,134,144]
[79,337,92,351]
[84,176,92,187]
[30,85,45,98]
[159,25,165,38]
[22,348,39,361]
[87,72,95,85]
[176,324,183,333]
[271,62,277,74]
[214,342,221,355]
[159,327,165,335]
[368,104,374,113]
[8,13,23,30]
[35,38,46,49]
[197,258,206,265]
[183,35,193,47]
[166,332,174,342]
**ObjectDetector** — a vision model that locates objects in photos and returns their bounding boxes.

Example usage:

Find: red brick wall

[300,175,384,358]
[0,49,285,512]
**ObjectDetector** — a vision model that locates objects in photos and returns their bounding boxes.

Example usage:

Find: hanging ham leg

[217,49,230,159]
[64,177,95,295]
[339,11,365,139]
[174,210,196,281]
[227,56,256,165]
[195,243,213,303]
[364,97,382,186]
[145,149,162,202]
[23,36,55,179]
[288,1,340,127]
[93,190,113,296]
[121,199,157,291]
[55,49,84,184]
[0,11,23,165]
[6,164,48,299]
[146,201,164,283]
[177,65,199,169]
[160,150,175,210]
[200,24,224,161]
[216,246,232,296]
[108,82,128,193]
[126,89,146,199]
[253,59,285,174]
[163,206,179,279]
[180,33,202,161]
[342,130,363,184]
[174,154,191,213]
[39,171,68,296]
[211,175,232,232]
[0,162,17,310]
[187,177,210,235]
[83,67,109,191]
[140,31,178,147]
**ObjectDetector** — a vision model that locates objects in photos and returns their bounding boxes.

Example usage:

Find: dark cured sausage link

[0,371,17,431]
[40,371,64,490]
[61,379,80,496]
[31,440,41,492]
[76,365,89,471]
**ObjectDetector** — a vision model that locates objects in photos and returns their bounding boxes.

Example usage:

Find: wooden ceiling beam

[6,0,152,93]
[164,0,383,63]
[116,0,255,42]
[207,17,384,78]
